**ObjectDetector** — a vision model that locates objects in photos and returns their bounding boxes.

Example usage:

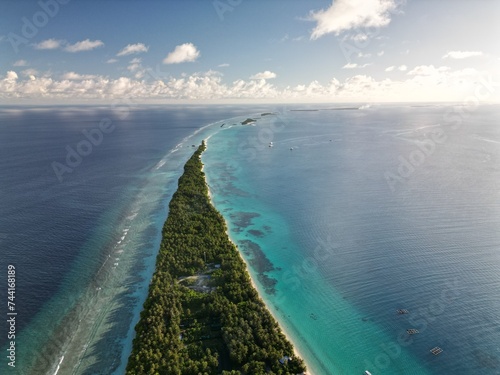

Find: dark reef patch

[248,229,265,238]
[230,212,260,229]
[238,239,277,294]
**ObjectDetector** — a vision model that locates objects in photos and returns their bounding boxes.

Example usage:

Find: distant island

[241,118,257,125]
[290,107,359,112]
[126,142,306,375]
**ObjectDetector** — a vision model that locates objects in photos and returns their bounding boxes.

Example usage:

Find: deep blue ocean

[1,104,499,374]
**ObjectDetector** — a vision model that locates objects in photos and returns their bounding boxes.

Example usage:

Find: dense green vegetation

[241,118,256,125]
[126,142,306,375]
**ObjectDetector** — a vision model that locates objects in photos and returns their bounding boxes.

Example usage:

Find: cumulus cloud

[442,50,484,59]
[21,68,38,77]
[13,60,28,67]
[250,71,277,80]
[33,39,63,50]
[163,43,200,64]
[65,39,104,52]
[107,59,118,64]
[127,58,142,72]
[117,43,149,56]
[125,58,146,79]
[0,65,495,103]
[5,71,18,81]
[398,65,407,71]
[309,0,399,39]
[385,66,395,72]
[61,72,97,80]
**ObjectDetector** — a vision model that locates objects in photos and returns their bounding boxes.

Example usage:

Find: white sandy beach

[202,139,314,375]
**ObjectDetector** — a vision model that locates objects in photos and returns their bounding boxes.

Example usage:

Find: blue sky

[0,0,499,103]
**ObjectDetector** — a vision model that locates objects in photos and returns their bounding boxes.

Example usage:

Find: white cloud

[309,0,399,39]
[350,33,369,42]
[117,43,149,56]
[343,62,370,69]
[1,65,496,103]
[385,65,407,72]
[357,52,372,58]
[250,71,277,80]
[218,63,230,68]
[377,51,385,56]
[13,60,28,67]
[343,63,358,69]
[107,59,118,64]
[127,60,142,72]
[163,43,200,64]
[62,72,98,80]
[126,58,146,79]
[22,68,38,77]
[408,65,450,76]
[65,39,104,52]
[5,71,18,81]
[33,39,63,50]
[442,50,484,59]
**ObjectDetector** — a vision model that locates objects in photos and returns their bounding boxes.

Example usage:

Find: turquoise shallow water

[0,106,267,374]
[202,105,500,375]
[1,104,499,374]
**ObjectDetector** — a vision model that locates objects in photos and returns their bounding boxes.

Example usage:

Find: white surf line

[53,355,64,375]
[95,255,111,277]
[472,134,500,144]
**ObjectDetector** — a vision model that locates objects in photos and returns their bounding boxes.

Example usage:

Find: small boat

[396,309,409,314]
[365,371,372,375]
[406,329,419,334]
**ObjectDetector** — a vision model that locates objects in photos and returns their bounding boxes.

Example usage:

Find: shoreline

[203,139,314,375]
[127,141,308,374]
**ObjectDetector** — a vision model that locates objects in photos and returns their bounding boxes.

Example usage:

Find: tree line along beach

[126,141,307,375]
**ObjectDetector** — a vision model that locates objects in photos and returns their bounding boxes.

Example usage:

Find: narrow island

[126,141,306,375]
[241,118,257,125]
